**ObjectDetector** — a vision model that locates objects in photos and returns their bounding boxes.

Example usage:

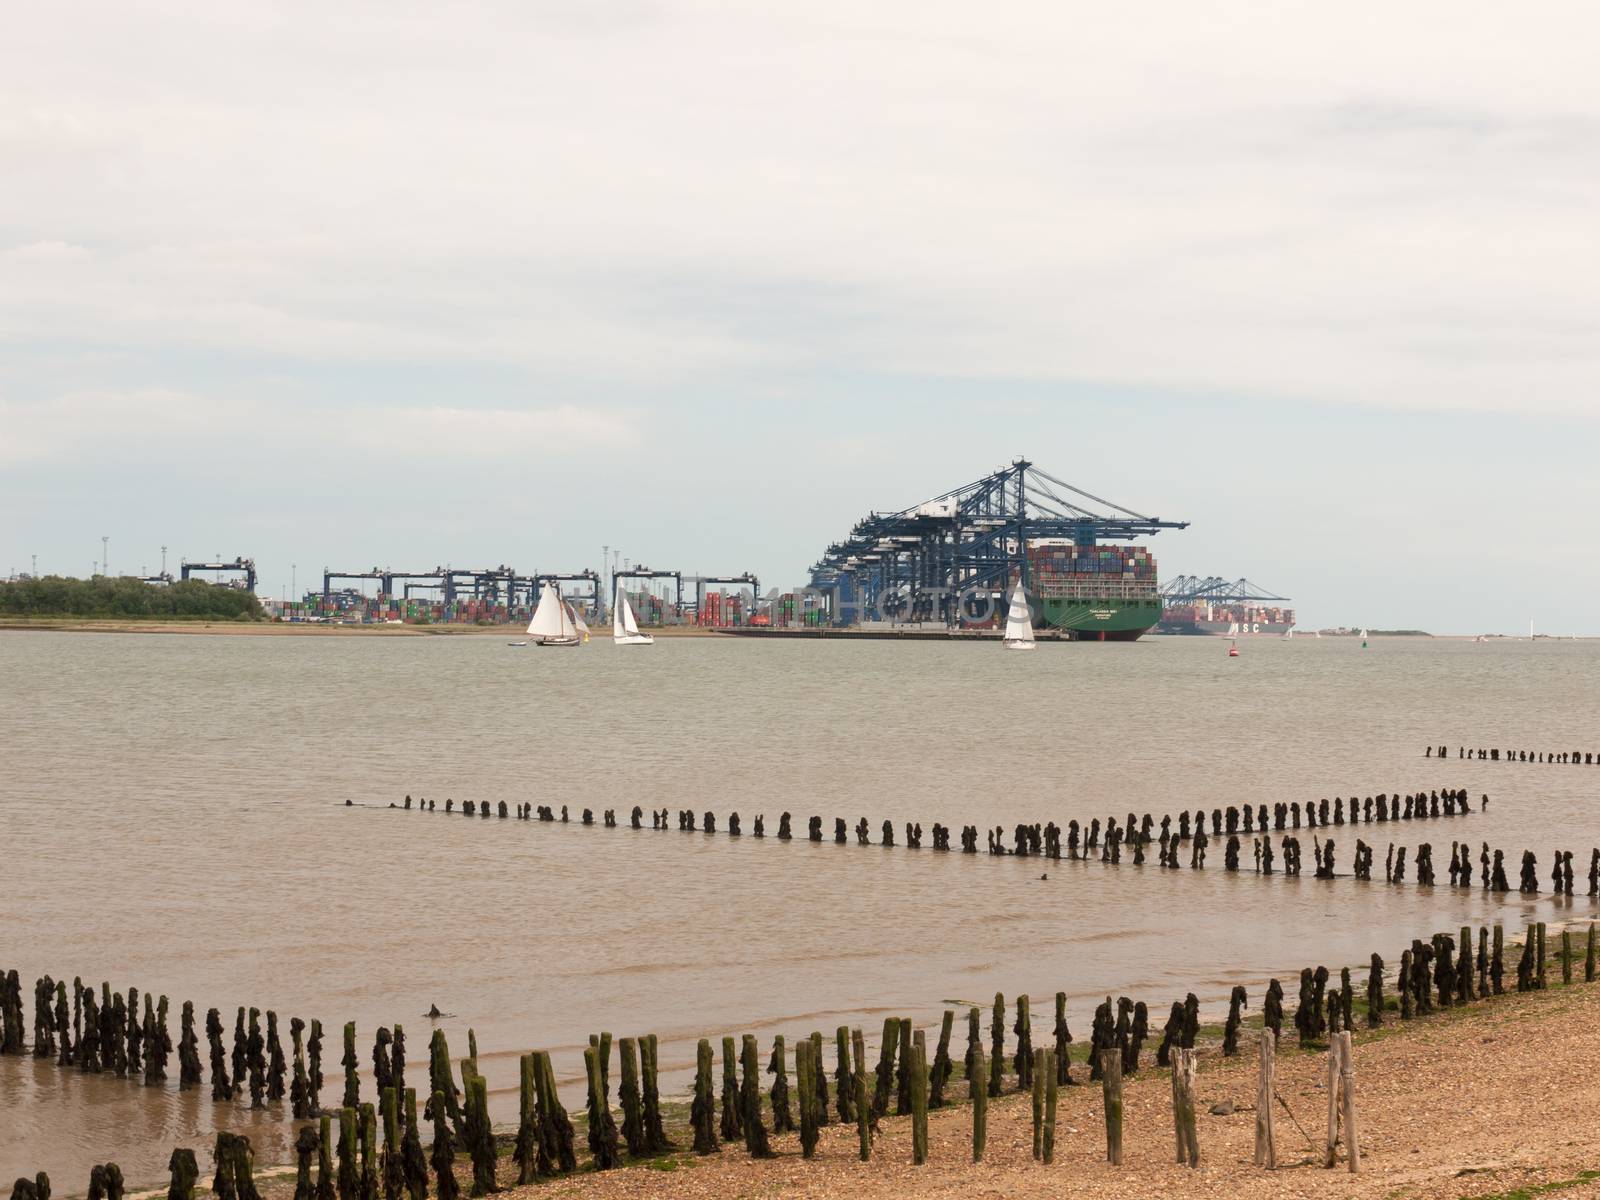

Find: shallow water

[2,630,1597,1187]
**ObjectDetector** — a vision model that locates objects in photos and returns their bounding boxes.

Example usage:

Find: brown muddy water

[2,631,1597,1188]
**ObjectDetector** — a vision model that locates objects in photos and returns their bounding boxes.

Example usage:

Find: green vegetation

[0,576,261,621]
[1463,1169,1600,1200]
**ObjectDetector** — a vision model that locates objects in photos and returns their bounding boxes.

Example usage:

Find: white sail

[528,583,571,640]
[568,602,590,641]
[613,583,654,645]
[1003,585,1035,648]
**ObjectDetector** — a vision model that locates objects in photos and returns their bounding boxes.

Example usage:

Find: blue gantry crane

[808,457,1188,625]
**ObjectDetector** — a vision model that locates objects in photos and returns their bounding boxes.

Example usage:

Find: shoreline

[0,619,721,638]
[234,977,1600,1200]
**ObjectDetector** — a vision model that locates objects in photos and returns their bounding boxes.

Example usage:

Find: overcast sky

[3,2,1598,632]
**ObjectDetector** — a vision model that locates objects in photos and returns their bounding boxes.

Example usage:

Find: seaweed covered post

[719,1036,743,1141]
[1222,986,1247,1057]
[834,1026,855,1123]
[380,1089,404,1200]
[795,1037,820,1160]
[767,1034,795,1132]
[1366,955,1384,1027]
[870,1017,897,1119]
[391,1026,406,1098]
[292,1124,319,1200]
[533,1051,577,1174]
[317,1115,335,1200]
[1053,992,1074,1085]
[929,1010,954,1107]
[179,1001,202,1090]
[584,1045,621,1169]
[910,1030,929,1165]
[809,1031,828,1128]
[428,1092,459,1200]
[359,1103,380,1200]
[291,1018,312,1118]
[691,1039,719,1154]
[146,996,172,1087]
[207,1008,231,1100]
[1014,995,1034,1092]
[618,1037,647,1157]
[427,1031,464,1140]
[464,1075,498,1194]
[1588,923,1598,983]
[400,1089,428,1200]
[309,1020,326,1115]
[54,981,72,1068]
[988,994,1005,1098]
[168,1149,200,1200]
[341,1023,360,1109]
[265,1011,286,1103]
[641,1034,672,1153]
[739,1034,775,1159]
[513,1056,539,1183]
[337,1109,359,1200]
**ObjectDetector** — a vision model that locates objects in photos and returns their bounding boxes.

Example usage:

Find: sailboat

[567,601,591,644]
[1283,627,1295,640]
[527,582,581,647]
[1360,627,1369,649]
[613,585,654,646]
[1003,585,1036,650]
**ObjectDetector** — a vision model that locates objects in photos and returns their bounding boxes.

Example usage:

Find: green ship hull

[1038,596,1163,641]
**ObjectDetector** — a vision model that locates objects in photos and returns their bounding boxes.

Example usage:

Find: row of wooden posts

[378,789,1600,898]
[1432,745,1597,764]
[10,918,1590,1195]
[391,786,1481,850]
[0,968,470,1133]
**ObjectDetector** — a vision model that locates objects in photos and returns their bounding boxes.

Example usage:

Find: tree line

[0,576,262,620]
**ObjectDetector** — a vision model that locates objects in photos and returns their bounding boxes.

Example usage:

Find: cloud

[0,390,640,464]
[3,1,1600,420]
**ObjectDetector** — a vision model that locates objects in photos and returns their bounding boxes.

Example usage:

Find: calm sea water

[3,630,1597,1187]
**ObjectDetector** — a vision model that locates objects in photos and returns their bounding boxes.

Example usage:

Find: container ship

[1026,543,1162,641]
[1160,602,1296,636]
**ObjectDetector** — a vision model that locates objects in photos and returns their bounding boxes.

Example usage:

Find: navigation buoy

[1228,639,1239,658]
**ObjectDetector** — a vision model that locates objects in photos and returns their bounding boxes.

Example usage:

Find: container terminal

[1156,577,1297,636]
[146,460,1291,639]
[797,458,1189,641]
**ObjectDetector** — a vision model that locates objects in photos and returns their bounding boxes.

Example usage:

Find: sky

[3,1,1599,633]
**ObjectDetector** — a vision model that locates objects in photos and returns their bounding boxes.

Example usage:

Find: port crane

[686,573,760,618]
[1159,577,1291,605]
[181,558,258,593]
[533,570,602,616]
[613,567,684,623]
[809,458,1187,626]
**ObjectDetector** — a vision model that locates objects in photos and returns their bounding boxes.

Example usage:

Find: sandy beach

[488,980,1598,1200]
